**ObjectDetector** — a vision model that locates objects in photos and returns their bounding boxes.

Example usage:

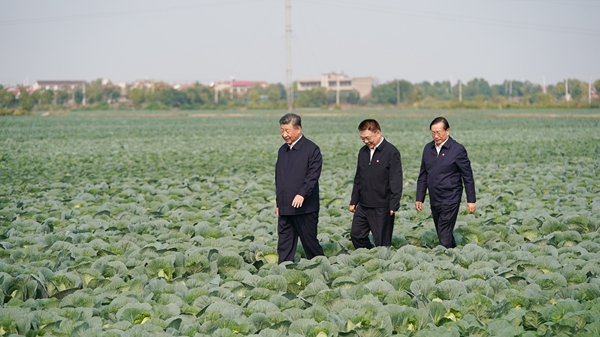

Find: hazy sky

[2,0,598,87]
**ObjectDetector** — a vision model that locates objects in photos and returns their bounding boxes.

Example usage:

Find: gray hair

[279,113,302,128]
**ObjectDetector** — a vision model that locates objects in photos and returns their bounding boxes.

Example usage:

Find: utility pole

[336,75,340,106]
[214,82,218,104]
[542,76,546,94]
[396,79,400,106]
[565,79,569,101]
[589,77,592,105]
[82,81,86,106]
[458,80,462,102]
[285,0,293,112]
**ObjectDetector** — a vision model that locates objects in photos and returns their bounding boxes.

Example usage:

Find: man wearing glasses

[349,119,403,249]
[415,116,476,248]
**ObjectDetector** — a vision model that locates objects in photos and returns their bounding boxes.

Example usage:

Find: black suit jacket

[276,135,322,215]
[350,138,403,210]
[416,136,476,207]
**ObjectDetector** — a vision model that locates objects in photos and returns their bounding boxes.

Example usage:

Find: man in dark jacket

[350,119,403,249]
[415,116,476,248]
[275,113,324,263]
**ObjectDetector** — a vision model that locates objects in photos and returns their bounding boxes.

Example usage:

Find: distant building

[111,81,127,92]
[210,80,268,96]
[297,73,372,98]
[33,80,85,91]
[174,84,196,90]
[131,80,159,90]
[2,85,23,94]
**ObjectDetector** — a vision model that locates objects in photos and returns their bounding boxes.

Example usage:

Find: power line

[0,0,271,27]
[297,0,600,37]
[286,0,293,111]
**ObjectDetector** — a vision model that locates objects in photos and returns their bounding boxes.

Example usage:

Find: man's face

[430,122,450,146]
[359,129,382,149]
[280,123,302,145]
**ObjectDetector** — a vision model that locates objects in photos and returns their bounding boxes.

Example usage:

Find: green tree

[103,86,121,103]
[185,87,202,106]
[111,90,121,101]
[566,79,586,101]
[531,92,552,106]
[409,84,426,102]
[463,78,492,100]
[248,89,260,104]
[346,90,360,104]
[0,86,16,108]
[370,80,412,105]
[57,91,70,105]
[267,84,283,102]
[158,88,186,107]
[18,88,33,112]
[295,87,328,108]
[129,88,144,109]
[551,82,568,101]
[31,89,56,106]
[311,87,328,106]
[422,81,452,100]
[86,79,103,104]
[74,89,84,104]
[188,84,213,107]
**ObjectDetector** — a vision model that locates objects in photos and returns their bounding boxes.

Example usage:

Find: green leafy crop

[0,109,599,336]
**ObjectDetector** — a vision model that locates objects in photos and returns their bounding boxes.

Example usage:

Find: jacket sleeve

[297,145,322,198]
[415,150,428,202]
[389,149,403,211]
[457,146,476,203]
[350,151,361,205]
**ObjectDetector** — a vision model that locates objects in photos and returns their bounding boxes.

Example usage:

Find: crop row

[1,110,599,336]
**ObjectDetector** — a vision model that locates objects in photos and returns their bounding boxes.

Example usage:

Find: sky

[1,0,599,88]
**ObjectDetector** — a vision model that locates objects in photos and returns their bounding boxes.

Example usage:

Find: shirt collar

[371,136,384,151]
[376,136,384,149]
[289,134,303,149]
[436,137,448,149]
[434,137,450,153]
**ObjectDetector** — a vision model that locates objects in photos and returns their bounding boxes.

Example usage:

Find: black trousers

[277,212,324,263]
[351,205,395,249]
[431,203,460,248]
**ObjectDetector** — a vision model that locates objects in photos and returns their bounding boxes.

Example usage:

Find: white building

[297,73,372,98]
[209,80,268,96]
[32,80,85,91]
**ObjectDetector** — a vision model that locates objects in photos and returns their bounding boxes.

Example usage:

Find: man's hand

[276,207,279,217]
[292,195,304,208]
[467,202,476,214]
[349,205,356,213]
[415,201,423,212]
[390,210,395,215]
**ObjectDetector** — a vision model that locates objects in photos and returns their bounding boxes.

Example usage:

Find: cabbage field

[0,109,599,337]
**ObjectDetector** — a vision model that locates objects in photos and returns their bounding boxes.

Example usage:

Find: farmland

[0,109,599,337]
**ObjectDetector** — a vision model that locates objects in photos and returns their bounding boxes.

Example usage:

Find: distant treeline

[1,77,598,115]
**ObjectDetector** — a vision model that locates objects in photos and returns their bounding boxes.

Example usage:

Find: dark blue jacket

[416,136,476,207]
[350,138,403,210]
[276,136,322,215]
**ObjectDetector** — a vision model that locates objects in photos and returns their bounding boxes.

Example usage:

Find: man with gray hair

[275,113,324,263]
[415,116,476,248]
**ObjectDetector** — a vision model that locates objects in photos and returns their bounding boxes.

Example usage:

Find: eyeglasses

[431,130,446,136]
